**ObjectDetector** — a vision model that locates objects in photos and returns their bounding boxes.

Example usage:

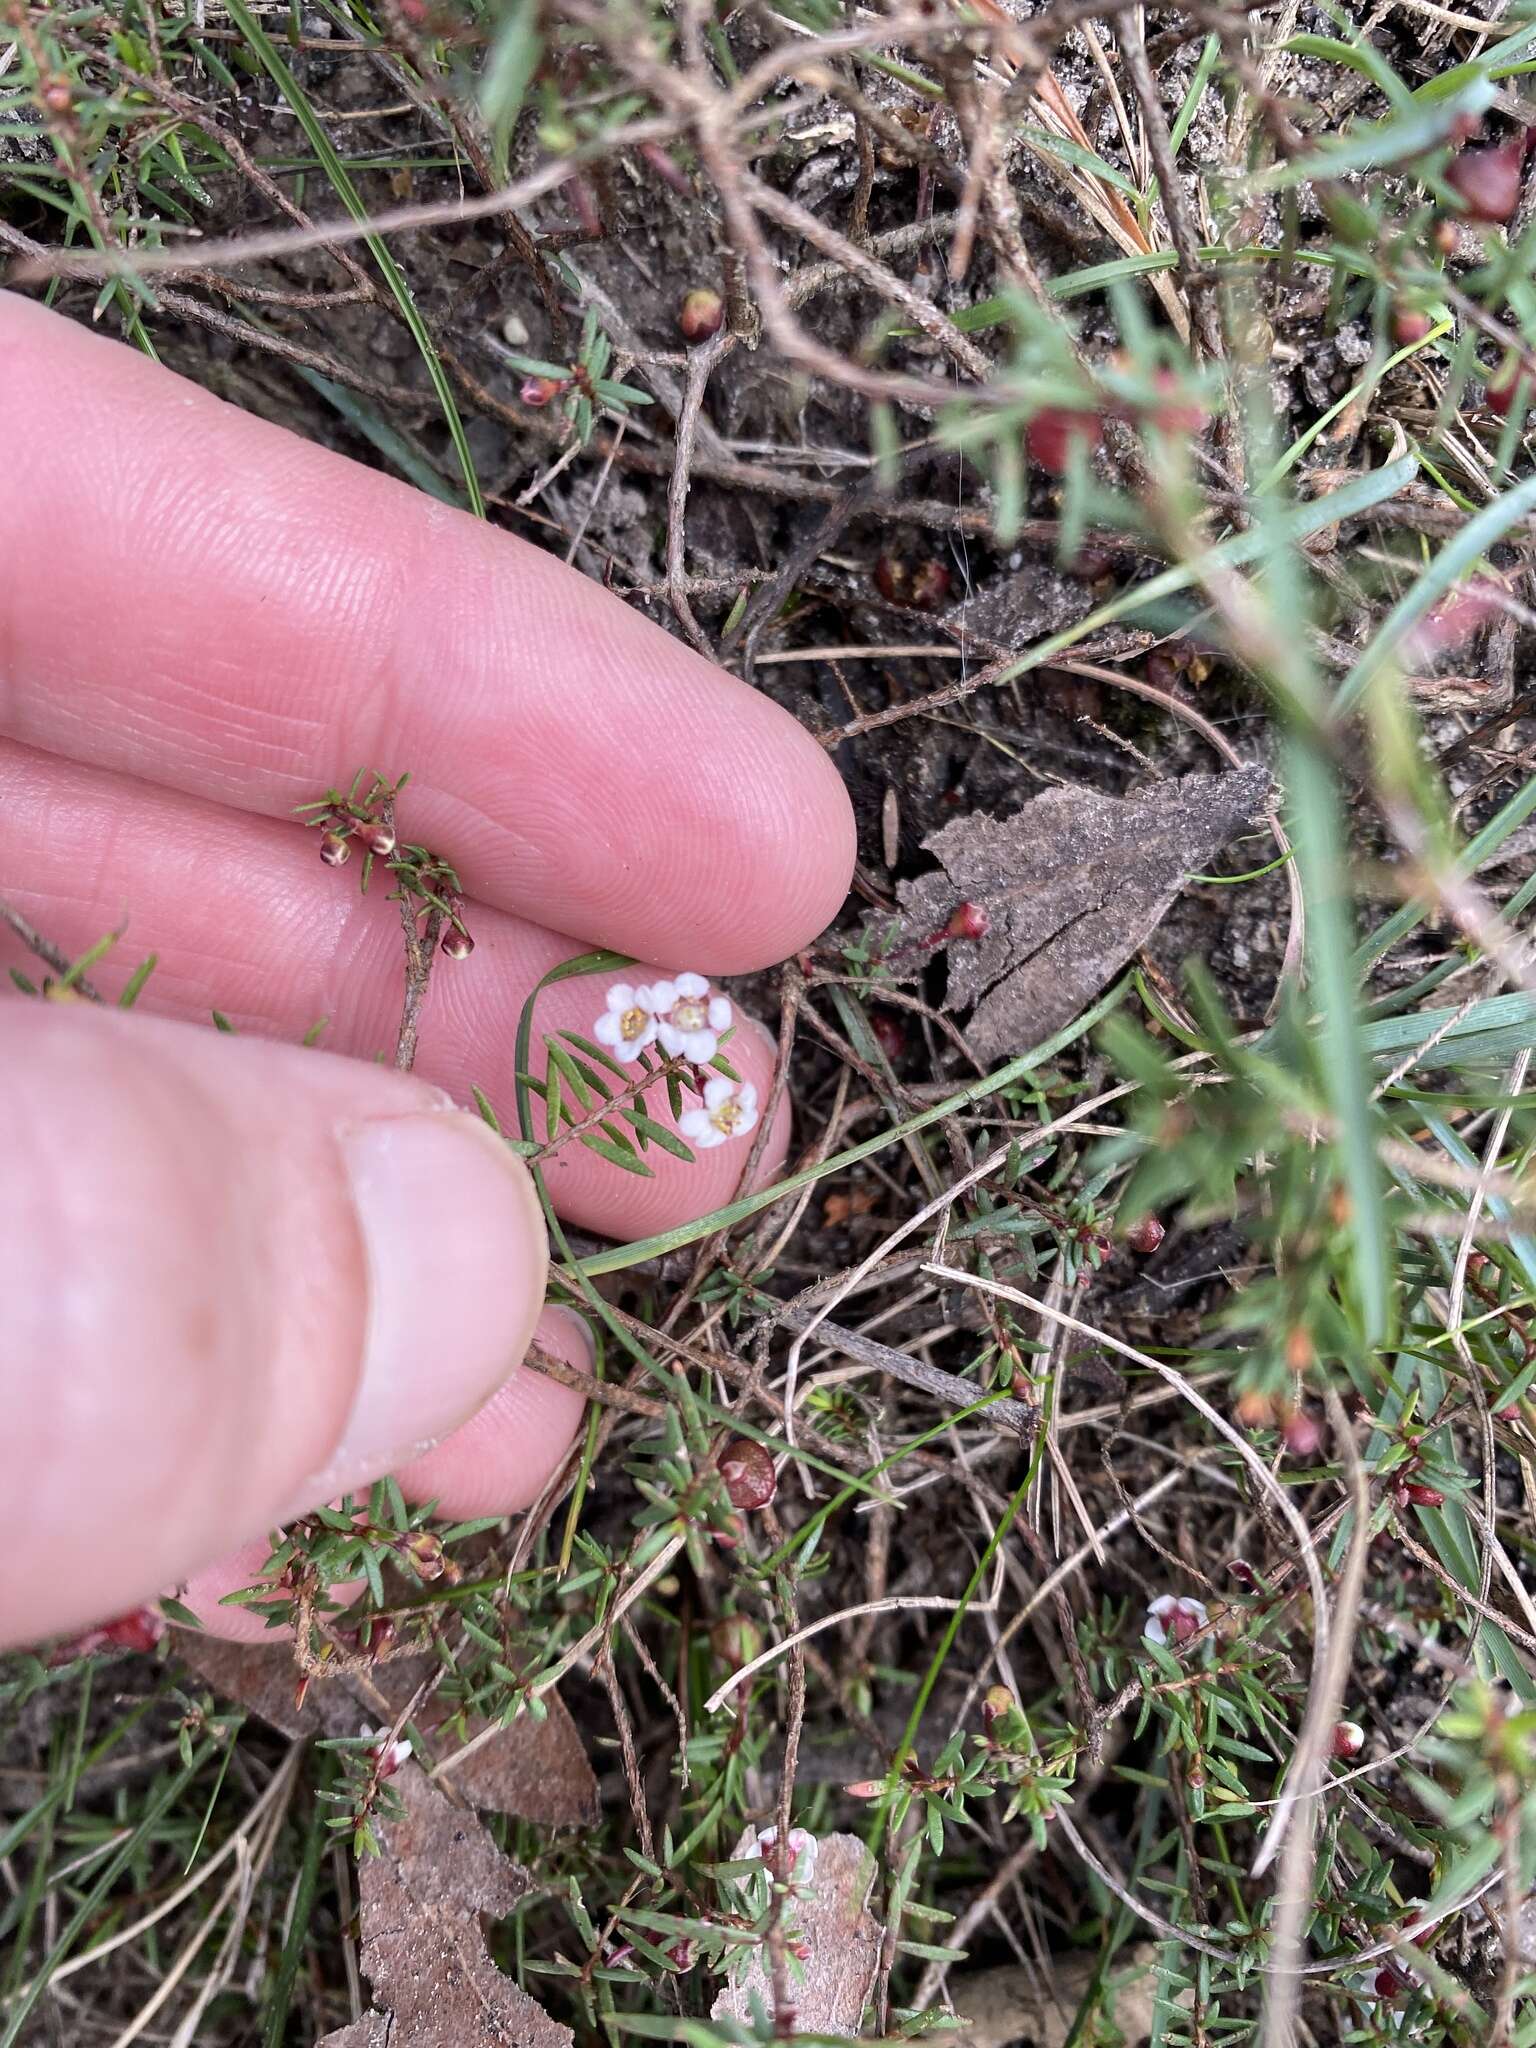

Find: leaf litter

[315,1763,572,2048]
[174,1632,597,1826]
[886,766,1272,1060]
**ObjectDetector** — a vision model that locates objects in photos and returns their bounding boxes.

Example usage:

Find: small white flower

[594,982,658,1063]
[679,1076,759,1149]
[648,971,733,1064]
[363,1726,413,1776]
[750,1824,819,1883]
[1143,1594,1209,1648]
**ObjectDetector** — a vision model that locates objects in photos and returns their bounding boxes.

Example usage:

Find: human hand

[0,292,854,1649]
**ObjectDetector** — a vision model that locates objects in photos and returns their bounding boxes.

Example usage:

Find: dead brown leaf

[315,1764,571,2048]
[173,1633,597,1826]
[889,766,1270,1062]
[712,1831,882,2037]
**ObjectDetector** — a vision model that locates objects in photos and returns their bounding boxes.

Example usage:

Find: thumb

[1,1000,547,1646]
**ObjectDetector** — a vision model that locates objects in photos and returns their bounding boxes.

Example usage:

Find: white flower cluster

[595,972,732,1065]
[594,974,758,1147]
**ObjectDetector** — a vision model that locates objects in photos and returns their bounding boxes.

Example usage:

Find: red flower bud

[1447,140,1523,223]
[870,1011,906,1060]
[1125,1215,1165,1255]
[982,1684,1016,1726]
[1486,353,1534,418]
[1140,368,1208,436]
[947,900,990,941]
[678,287,724,343]
[440,925,475,960]
[1402,1480,1445,1508]
[720,1437,777,1511]
[401,1529,446,1579]
[1331,1719,1365,1758]
[102,1607,166,1652]
[520,375,565,408]
[1026,405,1104,474]
[908,558,951,611]
[1391,306,1434,347]
[320,830,351,867]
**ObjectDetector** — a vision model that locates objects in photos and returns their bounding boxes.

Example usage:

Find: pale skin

[0,291,856,1648]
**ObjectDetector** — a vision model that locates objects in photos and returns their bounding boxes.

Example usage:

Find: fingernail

[329,1112,546,1484]
[540,1304,597,1370]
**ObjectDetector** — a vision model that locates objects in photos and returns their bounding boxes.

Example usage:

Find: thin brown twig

[0,896,105,1002]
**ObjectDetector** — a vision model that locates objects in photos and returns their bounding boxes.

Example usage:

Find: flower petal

[674,971,709,999]
[594,1013,622,1045]
[606,982,637,1011]
[703,1075,734,1109]
[656,1021,684,1058]
[647,980,678,1013]
[707,996,732,1031]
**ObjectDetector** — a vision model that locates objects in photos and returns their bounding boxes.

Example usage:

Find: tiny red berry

[320,830,351,867]
[1430,216,1459,256]
[1447,139,1523,223]
[440,925,475,960]
[1125,1215,1165,1255]
[1026,405,1104,474]
[947,900,990,941]
[520,374,565,408]
[42,79,73,114]
[678,287,725,343]
[719,1436,777,1511]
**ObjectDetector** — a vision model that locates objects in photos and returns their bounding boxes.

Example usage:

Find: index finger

[0,292,854,972]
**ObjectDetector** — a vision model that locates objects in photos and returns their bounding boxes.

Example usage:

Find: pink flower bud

[947,900,990,941]
[1331,1720,1365,1758]
[1401,1479,1445,1508]
[320,830,351,867]
[1282,1410,1322,1458]
[440,925,475,960]
[1124,1215,1165,1255]
[520,375,565,408]
[355,820,396,857]
[1447,140,1523,223]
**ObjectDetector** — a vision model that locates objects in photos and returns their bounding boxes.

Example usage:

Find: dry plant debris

[886,764,1271,1060]
[315,1764,572,2048]
[174,1633,599,1827]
